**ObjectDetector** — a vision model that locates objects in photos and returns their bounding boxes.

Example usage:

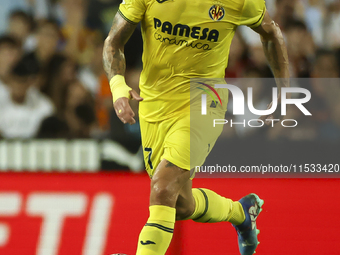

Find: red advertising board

[0,172,339,255]
[0,172,181,255]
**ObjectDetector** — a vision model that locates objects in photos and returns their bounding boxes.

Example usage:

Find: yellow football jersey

[119,0,266,122]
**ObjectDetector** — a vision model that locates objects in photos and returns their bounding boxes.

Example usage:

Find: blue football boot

[233,193,264,255]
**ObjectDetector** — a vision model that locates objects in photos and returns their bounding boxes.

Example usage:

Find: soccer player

[103,0,289,254]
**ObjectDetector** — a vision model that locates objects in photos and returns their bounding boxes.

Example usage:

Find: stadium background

[0,0,339,254]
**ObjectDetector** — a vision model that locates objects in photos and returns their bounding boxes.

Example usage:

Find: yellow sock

[136,205,175,255]
[186,188,245,225]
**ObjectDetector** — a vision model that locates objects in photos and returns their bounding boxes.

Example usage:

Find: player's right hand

[114,90,143,125]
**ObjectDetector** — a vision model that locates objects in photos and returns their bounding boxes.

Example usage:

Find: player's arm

[103,13,143,125]
[252,11,290,123]
[253,11,289,86]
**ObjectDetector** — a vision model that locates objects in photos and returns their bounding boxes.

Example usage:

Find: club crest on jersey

[209,5,225,21]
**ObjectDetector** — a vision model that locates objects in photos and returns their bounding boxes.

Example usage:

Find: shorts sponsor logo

[197,82,222,115]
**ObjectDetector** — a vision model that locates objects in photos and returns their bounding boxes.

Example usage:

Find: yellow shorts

[140,108,225,178]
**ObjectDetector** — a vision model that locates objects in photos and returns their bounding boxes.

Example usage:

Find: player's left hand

[259,100,282,126]
[114,90,143,125]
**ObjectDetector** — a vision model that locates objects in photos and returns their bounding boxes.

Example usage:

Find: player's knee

[175,203,194,220]
[150,178,180,206]
[175,192,195,220]
[150,161,190,206]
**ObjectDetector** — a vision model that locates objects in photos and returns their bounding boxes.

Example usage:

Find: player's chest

[146,0,234,27]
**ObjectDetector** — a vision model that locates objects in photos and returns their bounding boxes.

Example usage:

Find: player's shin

[136,205,175,255]
[186,188,245,225]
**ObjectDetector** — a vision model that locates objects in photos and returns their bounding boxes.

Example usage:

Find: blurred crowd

[0,0,142,154]
[224,0,340,142]
[0,0,339,152]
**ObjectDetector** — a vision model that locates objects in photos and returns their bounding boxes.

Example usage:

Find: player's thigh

[140,117,165,178]
[162,113,191,171]
[161,111,225,173]
[140,115,191,178]
[190,109,225,168]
